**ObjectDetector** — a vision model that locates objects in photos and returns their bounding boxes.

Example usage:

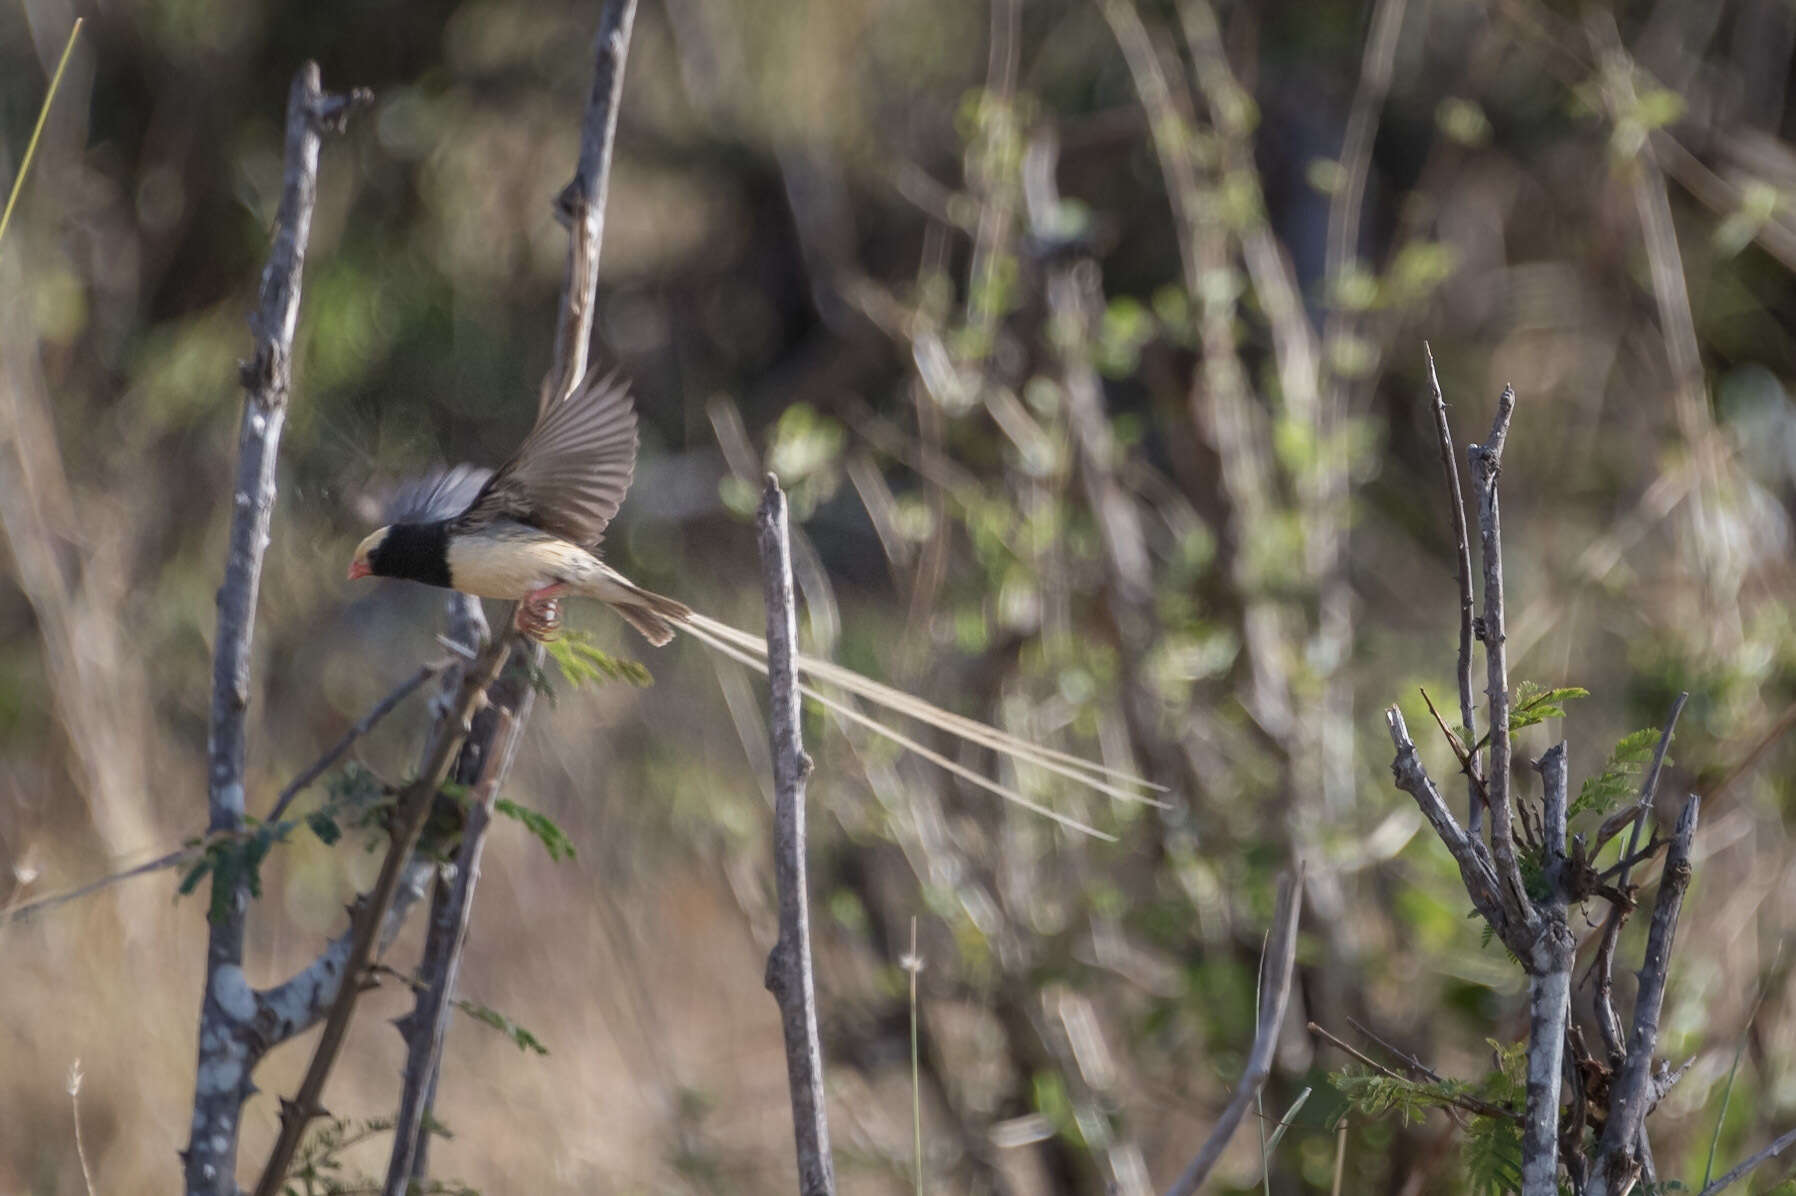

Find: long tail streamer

[678,611,1168,840]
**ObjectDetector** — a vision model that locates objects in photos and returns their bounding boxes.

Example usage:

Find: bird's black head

[349,521,452,589]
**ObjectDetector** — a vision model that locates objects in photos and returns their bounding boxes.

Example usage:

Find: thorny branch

[251,636,511,1196]
[183,62,369,1196]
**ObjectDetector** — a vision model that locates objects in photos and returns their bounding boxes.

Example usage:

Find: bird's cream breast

[445,530,598,599]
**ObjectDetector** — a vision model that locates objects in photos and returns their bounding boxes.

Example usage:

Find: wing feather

[383,464,494,525]
[454,370,639,546]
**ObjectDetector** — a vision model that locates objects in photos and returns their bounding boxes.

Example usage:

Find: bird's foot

[515,585,569,642]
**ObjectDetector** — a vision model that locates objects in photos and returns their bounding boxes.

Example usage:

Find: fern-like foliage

[1335,1039,1529,1195]
[1461,1113,1523,1196]
[1334,1072,1477,1126]
[1571,727,1662,821]
[543,630,653,692]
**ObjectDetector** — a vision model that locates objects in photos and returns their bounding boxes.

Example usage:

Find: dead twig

[1588,694,1686,1064]
[758,476,837,1196]
[1589,796,1701,1195]
[1697,1127,1796,1196]
[267,663,440,824]
[1423,345,1484,833]
[1164,864,1305,1196]
[1468,385,1534,939]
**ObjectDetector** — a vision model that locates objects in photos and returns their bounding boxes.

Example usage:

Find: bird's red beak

[348,560,371,581]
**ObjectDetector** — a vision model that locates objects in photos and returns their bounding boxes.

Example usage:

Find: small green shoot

[494,798,576,863]
[455,998,549,1055]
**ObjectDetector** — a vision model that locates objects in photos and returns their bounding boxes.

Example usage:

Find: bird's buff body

[352,518,688,645]
[442,521,596,599]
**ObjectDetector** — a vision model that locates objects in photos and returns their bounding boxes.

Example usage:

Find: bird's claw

[515,597,563,642]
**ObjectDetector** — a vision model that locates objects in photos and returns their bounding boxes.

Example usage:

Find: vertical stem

[546,0,638,408]
[185,62,355,1196]
[1590,796,1701,1195]
[1522,744,1572,1195]
[1423,345,1483,832]
[1468,386,1531,926]
[385,2,637,1180]
[757,475,837,1196]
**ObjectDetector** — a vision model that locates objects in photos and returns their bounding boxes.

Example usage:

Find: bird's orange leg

[515,583,569,642]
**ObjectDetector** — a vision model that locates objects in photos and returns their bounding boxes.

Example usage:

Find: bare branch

[1420,686,1488,814]
[1468,385,1534,932]
[545,0,638,409]
[1165,863,1304,1196]
[1697,1127,1796,1196]
[1385,706,1511,944]
[4,844,192,925]
[1589,795,1701,1196]
[1423,345,1483,833]
[1601,693,1688,866]
[184,62,368,1196]
[1522,744,1574,1195]
[267,663,439,824]
[758,476,837,1196]
[383,706,516,1194]
[1590,693,1686,1064]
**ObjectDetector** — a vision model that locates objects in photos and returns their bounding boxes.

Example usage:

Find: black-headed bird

[349,372,1161,836]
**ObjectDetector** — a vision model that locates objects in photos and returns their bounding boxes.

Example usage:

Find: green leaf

[1572,728,1662,821]
[495,798,577,863]
[456,998,550,1055]
[1508,682,1589,732]
[544,630,653,690]
[177,856,211,898]
[307,810,342,846]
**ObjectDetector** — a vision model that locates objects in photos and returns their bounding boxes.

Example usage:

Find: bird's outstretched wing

[453,370,639,547]
[382,464,494,525]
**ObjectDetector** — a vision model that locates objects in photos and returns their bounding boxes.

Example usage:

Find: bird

[348,371,1163,836]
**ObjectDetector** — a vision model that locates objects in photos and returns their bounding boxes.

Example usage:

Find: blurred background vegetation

[4,0,1796,1191]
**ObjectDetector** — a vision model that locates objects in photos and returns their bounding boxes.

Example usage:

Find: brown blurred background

[5,0,1796,1191]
